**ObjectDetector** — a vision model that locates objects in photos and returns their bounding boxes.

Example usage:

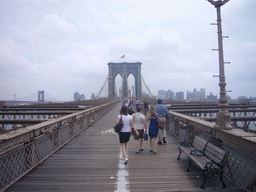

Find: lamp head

[207,0,230,7]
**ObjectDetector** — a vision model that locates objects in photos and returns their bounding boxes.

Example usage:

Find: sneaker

[139,148,144,151]
[124,158,128,164]
[158,141,162,145]
[163,137,166,144]
[149,150,153,152]
[153,152,157,154]
[136,151,139,154]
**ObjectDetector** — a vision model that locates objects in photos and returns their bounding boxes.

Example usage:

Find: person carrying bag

[114,115,123,133]
[115,105,139,164]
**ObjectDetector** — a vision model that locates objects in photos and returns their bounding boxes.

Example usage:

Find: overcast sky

[0,0,255,101]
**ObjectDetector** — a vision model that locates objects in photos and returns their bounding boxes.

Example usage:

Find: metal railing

[167,111,256,191]
[0,100,119,192]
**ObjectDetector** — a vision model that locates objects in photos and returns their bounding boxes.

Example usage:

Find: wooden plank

[5,103,244,192]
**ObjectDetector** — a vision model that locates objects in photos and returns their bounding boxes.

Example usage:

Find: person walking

[155,99,169,145]
[116,105,139,164]
[128,99,135,115]
[124,99,129,107]
[132,106,147,154]
[146,105,159,154]
[134,98,140,109]
[122,98,126,105]
[143,99,149,116]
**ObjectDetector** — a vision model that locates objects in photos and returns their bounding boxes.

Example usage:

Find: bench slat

[192,136,208,152]
[188,154,211,170]
[178,146,197,156]
[204,142,226,164]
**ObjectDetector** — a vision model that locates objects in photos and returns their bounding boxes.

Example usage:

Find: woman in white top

[132,106,147,154]
[116,105,139,164]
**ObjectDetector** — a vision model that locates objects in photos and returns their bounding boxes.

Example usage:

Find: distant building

[80,94,86,100]
[91,93,95,100]
[142,92,150,98]
[199,88,205,101]
[166,89,175,99]
[74,91,81,101]
[206,92,218,101]
[158,90,166,99]
[238,96,250,104]
[186,88,205,101]
[250,97,256,102]
[238,96,248,100]
[186,90,195,100]
[74,91,86,101]
[176,91,184,101]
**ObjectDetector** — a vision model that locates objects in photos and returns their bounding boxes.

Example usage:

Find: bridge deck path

[6,103,244,192]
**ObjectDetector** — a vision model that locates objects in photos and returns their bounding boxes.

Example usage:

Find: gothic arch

[108,62,142,98]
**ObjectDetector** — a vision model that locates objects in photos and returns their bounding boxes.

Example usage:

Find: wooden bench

[177,136,229,189]
[177,136,208,161]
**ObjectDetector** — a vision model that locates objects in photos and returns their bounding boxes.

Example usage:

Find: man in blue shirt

[128,99,135,115]
[134,98,140,109]
[155,99,169,145]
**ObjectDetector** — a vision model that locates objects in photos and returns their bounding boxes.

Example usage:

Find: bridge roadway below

[5,103,244,192]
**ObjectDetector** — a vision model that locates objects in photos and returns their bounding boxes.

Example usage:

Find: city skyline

[0,86,253,102]
[1,0,255,101]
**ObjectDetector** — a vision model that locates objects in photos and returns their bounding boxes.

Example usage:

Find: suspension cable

[141,75,154,98]
[96,74,154,99]
[96,76,108,99]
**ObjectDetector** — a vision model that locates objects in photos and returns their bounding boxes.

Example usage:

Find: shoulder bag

[114,115,124,133]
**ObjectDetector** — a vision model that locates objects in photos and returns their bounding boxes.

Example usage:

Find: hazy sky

[0,0,255,101]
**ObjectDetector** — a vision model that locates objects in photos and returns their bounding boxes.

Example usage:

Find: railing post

[187,126,194,142]
[174,121,180,137]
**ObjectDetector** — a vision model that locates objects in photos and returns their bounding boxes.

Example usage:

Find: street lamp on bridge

[208,0,232,129]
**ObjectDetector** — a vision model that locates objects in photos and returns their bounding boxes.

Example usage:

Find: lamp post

[208,0,232,129]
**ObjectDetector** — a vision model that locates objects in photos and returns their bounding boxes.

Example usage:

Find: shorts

[119,132,131,143]
[134,129,144,140]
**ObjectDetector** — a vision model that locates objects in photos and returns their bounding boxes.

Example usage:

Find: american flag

[121,55,125,59]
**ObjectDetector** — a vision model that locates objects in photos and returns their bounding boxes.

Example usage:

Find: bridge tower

[108,62,142,98]
[38,90,44,102]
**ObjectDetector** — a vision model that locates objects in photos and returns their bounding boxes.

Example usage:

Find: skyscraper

[74,91,80,101]
[176,91,184,101]
[158,90,166,99]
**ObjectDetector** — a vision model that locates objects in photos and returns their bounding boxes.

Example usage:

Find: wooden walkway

[6,103,244,192]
